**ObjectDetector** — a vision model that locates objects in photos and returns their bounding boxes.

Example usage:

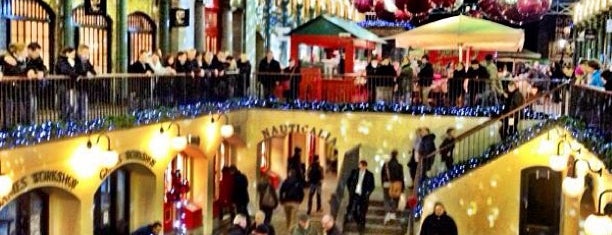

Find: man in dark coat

[73,44,97,120]
[465,59,490,106]
[418,55,434,107]
[279,169,304,229]
[346,160,375,232]
[230,166,250,226]
[381,150,404,224]
[131,221,162,235]
[258,51,281,98]
[418,128,437,173]
[127,50,154,110]
[306,155,324,215]
[439,128,457,170]
[499,81,524,141]
[420,202,458,235]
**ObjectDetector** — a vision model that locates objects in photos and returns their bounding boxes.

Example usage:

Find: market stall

[287,15,386,101]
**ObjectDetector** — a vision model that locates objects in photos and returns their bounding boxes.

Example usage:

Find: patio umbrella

[386,15,525,53]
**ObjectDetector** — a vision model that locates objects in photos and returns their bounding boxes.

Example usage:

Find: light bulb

[220,124,234,138]
[150,133,170,158]
[584,214,612,235]
[171,136,187,151]
[0,174,13,196]
[99,150,119,168]
[562,177,585,198]
[549,154,568,172]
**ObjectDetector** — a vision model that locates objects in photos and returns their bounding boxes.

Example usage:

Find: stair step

[343,222,404,234]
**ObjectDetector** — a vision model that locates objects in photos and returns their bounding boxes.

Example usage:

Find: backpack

[261,185,277,208]
[285,180,304,201]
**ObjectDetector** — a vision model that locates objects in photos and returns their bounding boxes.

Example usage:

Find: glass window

[128,12,156,64]
[72,6,110,73]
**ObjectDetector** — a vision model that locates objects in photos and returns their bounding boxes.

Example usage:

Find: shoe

[383,213,391,225]
[390,213,397,220]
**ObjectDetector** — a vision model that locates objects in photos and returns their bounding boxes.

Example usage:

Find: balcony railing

[0,72,567,131]
[569,85,612,140]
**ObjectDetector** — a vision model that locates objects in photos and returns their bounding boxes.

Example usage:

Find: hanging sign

[170,8,190,27]
[585,29,596,40]
[85,0,107,15]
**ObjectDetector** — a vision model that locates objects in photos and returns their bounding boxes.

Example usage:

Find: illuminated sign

[261,124,337,146]
[99,150,156,179]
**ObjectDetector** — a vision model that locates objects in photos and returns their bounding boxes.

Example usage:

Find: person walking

[321,214,341,235]
[307,155,324,215]
[231,166,250,226]
[439,128,457,170]
[131,221,162,235]
[420,202,458,235]
[408,128,422,187]
[248,211,276,235]
[499,81,524,141]
[228,214,248,235]
[279,169,304,229]
[381,150,404,224]
[418,128,437,175]
[290,214,319,235]
[257,173,278,224]
[346,160,375,232]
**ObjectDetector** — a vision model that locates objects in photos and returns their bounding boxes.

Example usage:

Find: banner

[170,8,190,27]
[85,0,107,15]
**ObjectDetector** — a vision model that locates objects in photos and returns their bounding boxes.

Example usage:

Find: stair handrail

[412,81,570,198]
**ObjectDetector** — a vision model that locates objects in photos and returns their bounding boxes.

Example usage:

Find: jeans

[283,202,300,229]
[307,182,322,214]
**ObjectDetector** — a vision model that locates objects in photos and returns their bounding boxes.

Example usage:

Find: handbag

[385,162,403,199]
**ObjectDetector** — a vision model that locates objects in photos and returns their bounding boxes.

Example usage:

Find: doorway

[519,166,562,235]
[94,164,156,235]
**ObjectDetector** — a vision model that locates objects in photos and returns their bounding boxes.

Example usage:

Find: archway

[163,145,208,234]
[0,187,81,235]
[127,12,156,64]
[93,163,156,235]
[72,5,112,73]
[0,0,56,69]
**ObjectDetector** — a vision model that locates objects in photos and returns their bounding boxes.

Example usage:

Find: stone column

[159,0,171,53]
[116,0,128,72]
[63,0,74,47]
[170,0,196,52]
[280,0,289,64]
[222,4,233,53]
[264,0,273,50]
[194,0,206,51]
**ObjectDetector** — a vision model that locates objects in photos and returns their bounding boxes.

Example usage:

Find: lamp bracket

[597,189,612,215]
[87,134,112,151]
[573,159,604,177]
[162,122,182,136]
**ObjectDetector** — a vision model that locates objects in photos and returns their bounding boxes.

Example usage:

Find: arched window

[128,12,156,64]
[0,0,55,69]
[72,6,112,73]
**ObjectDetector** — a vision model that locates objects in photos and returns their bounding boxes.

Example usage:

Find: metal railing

[409,82,570,227]
[0,72,566,131]
[569,85,612,140]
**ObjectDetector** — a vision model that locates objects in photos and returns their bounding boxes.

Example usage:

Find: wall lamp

[87,134,119,168]
[584,189,612,235]
[211,113,234,138]
[561,158,604,198]
[0,159,12,196]
[160,122,187,151]
[549,135,582,172]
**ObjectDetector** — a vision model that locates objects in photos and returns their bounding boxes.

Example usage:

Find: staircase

[343,198,407,235]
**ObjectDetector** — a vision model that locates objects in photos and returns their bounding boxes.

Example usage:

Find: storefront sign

[0,170,79,207]
[261,124,337,146]
[100,151,156,179]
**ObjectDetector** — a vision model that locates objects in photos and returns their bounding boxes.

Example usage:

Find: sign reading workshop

[261,124,337,146]
[0,170,79,207]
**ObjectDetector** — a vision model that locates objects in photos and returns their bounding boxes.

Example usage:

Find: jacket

[258,58,281,86]
[75,56,97,76]
[439,135,456,159]
[279,175,304,203]
[290,224,319,235]
[26,56,47,74]
[307,162,324,185]
[419,212,458,235]
[128,61,154,74]
[381,158,404,185]
[418,62,434,87]
[131,225,155,235]
[347,169,375,197]
[232,171,250,205]
[0,54,28,76]
[504,89,525,113]
[227,225,246,235]
[419,134,437,158]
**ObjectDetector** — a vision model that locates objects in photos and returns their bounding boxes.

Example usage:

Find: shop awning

[497,49,542,60]
[385,15,524,52]
[288,15,386,44]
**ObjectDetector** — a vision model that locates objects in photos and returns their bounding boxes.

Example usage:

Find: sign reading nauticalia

[261,124,337,145]
[99,150,156,179]
[0,170,79,207]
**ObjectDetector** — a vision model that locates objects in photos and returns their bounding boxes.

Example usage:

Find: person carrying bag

[381,150,405,224]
